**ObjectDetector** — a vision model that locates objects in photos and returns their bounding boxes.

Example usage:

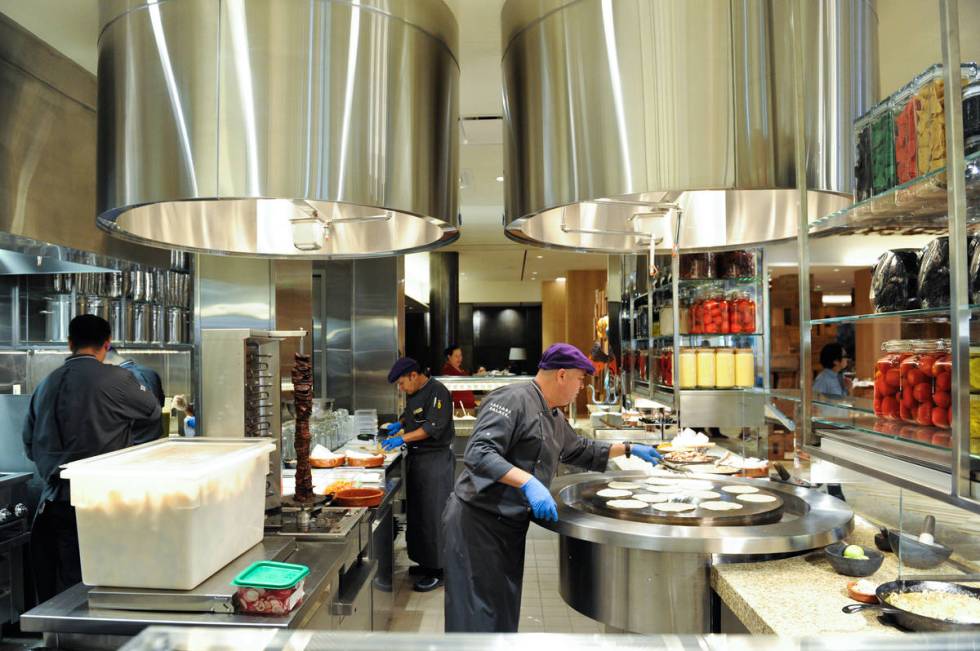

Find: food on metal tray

[606,499,648,510]
[687,490,721,500]
[736,493,778,504]
[632,493,670,503]
[664,450,711,464]
[886,591,980,624]
[643,477,679,486]
[721,485,759,494]
[596,488,632,499]
[607,481,642,490]
[699,501,743,511]
[652,502,696,513]
[646,485,684,494]
[674,479,715,491]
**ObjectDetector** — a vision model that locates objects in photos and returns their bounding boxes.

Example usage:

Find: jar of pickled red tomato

[688,289,702,335]
[898,339,949,427]
[927,341,953,429]
[732,292,757,334]
[874,339,914,420]
[702,291,724,334]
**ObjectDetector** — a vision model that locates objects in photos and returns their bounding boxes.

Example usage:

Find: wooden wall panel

[541,280,567,350]
[565,270,607,412]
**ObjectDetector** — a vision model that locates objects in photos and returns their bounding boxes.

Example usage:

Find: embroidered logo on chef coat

[486,402,512,420]
[435,397,442,409]
[413,407,423,415]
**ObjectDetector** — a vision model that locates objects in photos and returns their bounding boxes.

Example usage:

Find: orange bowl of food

[346,454,385,468]
[310,456,346,469]
[333,487,384,507]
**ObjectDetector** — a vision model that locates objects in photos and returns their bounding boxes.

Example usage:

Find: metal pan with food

[843,580,980,631]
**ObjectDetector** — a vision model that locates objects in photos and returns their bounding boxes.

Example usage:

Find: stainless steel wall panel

[195,255,273,331]
[0,352,27,390]
[352,257,399,418]
[97,0,459,257]
[501,0,879,253]
[0,16,167,267]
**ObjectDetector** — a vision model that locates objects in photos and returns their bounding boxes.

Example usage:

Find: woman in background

[441,345,477,411]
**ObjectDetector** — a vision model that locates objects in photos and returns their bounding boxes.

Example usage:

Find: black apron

[443,494,529,633]
[406,446,455,569]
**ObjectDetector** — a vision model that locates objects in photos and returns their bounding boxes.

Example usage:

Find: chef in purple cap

[442,343,661,633]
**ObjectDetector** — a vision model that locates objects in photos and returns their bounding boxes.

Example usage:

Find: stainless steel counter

[120,626,980,650]
[21,532,369,649]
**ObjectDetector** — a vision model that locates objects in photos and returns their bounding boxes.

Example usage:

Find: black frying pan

[843,580,980,632]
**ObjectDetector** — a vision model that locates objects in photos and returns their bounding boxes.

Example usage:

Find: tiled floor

[388,523,605,634]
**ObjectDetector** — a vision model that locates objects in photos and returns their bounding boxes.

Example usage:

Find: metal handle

[842,602,901,616]
[923,515,936,537]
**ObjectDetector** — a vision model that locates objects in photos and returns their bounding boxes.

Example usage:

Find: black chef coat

[453,380,611,520]
[22,354,162,505]
[398,378,454,451]
[119,359,165,444]
[398,377,455,569]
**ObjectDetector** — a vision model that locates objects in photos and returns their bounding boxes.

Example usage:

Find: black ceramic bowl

[874,527,893,553]
[824,542,884,577]
[886,529,952,569]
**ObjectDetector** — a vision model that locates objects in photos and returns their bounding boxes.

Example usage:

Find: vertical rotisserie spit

[292,353,314,502]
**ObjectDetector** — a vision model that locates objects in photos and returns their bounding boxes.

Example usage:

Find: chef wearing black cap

[442,343,662,632]
[383,357,455,592]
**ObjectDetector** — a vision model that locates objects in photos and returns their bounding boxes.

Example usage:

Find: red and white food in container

[232,561,309,616]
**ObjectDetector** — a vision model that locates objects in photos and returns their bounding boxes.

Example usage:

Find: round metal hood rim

[96,196,460,259]
[100,0,460,63]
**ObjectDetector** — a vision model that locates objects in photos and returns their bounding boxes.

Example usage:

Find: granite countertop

[711,514,968,636]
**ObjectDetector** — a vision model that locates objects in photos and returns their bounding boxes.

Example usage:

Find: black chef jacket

[23,355,162,505]
[453,380,611,521]
[398,378,455,450]
[119,359,165,444]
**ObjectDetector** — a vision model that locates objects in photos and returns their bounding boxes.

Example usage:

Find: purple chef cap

[538,343,596,374]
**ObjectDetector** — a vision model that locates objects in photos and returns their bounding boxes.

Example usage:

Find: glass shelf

[809,305,980,326]
[812,414,958,454]
[809,150,980,236]
[675,277,759,285]
[649,333,764,342]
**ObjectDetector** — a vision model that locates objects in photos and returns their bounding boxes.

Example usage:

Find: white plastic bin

[60,438,274,590]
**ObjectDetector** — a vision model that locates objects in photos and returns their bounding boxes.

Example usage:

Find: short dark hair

[69,315,111,351]
[819,343,847,370]
[444,344,461,358]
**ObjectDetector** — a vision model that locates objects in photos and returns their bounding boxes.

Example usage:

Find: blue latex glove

[385,422,403,435]
[381,436,404,451]
[520,476,558,522]
[631,444,662,465]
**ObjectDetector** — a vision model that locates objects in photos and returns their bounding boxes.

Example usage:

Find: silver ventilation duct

[501,0,878,252]
[97,0,459,257]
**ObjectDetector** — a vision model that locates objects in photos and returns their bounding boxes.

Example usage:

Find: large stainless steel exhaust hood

[501,0,878,252]
[97,0,459,257]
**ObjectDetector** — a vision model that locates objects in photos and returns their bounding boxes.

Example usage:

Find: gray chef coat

[453,380,611,520]
[399,378,455,451]
[23,355,162,505]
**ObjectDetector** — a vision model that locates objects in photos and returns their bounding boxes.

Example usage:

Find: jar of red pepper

[874,339,914,420]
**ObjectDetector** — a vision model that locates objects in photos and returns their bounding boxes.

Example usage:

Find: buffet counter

[712,515,970,636]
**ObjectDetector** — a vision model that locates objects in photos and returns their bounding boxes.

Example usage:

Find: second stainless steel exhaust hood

[500,0,879,252]
[97,0,459,257]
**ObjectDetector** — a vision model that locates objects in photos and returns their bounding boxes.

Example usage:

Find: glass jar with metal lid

[874,339,916,420]
[898,339,949,427]
[715,348,735,388]
[735,348,755,387]
[696,347,716,388]
[678,348,697,388]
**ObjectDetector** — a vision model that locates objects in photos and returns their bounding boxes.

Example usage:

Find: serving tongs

[770,462,813,488]
[657,457,691,474]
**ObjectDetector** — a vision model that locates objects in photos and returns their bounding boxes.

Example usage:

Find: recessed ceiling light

[495,176,504,182]
[833,268,840,272]
[556,277,566,282]
[815,285,822,290]
[841,280,847,284]
[536,255,543,259]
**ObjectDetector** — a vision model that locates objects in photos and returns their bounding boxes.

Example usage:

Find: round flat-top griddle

[580,477,784,526]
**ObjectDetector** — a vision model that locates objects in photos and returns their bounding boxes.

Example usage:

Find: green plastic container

[232,561,309,589]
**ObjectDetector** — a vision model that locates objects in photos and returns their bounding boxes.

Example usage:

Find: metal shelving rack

[796,0,980,514]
